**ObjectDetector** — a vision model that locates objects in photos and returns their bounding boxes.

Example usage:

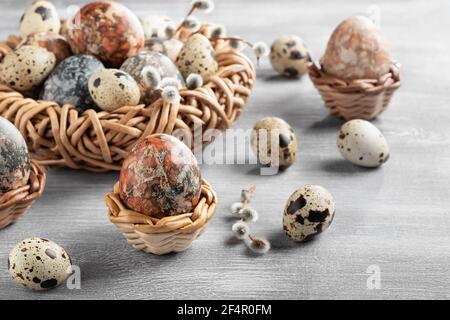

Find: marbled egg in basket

[18,31,72,64]
[321,16,393,80]
[9,237,72,290]
[337,119,390,167]
[0,45,56,92]
[119,133,202,219]
[88,69,140,112]
[20,0,61,37]
[0,117,30,194]
[40,55,104,112]
[283,185,335,242]
[270,35,311,77]
[67,0,145,67]
[121,51,185,105]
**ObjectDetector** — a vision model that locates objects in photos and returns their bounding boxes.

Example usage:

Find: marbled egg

[0,45,56,91]
[337,119,389,167]
[20,1,61,37]
[88,69,140,112]
[119,134,201,218]
[251,117,297,168]
[0,117,30,194]
[146,38,184,63]
[321,16,392,80]
[176,34,218,81]
[9,237,72,291]
[121,51,184,105]
[40,55,104,112]
[68,1,145,67]
[283,185,335,242]
[270,35,311,77]
[18,31,72,64]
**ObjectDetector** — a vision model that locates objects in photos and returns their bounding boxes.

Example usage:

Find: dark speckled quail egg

[0,117,30,194]
[121,51,184,105]
[9,237,72,291]
[176,34,218,82]
[0,45,56,92]
[251,117,297,168]
[283,185,335,242]
[20,1,61,37]
[337,119,390,167]
[40,55,104,112]
[270,35,311,77]
[88,69,140,112]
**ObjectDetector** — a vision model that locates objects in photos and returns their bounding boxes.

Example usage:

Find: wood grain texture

[0,0,449,300]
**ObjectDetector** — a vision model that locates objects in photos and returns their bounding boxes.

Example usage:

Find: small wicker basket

[0,160,46,229]
[308,62,401,120]
[0,24,255,172]
[104,179,217,255]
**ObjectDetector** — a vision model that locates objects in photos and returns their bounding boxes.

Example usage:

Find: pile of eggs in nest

[0,0,221,113]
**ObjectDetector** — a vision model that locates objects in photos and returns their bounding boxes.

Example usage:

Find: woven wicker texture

[0,31,255,172]
[0,160,46,230]
[105,179,217,255]
[308,63,401,120]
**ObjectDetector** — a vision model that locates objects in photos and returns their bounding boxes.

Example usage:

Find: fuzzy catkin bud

[161,77,182,89]
[210,24,226,39]
[238,207,258,222]
[230,202,243,215]
[161,86,180,103]
[186,73,203,90]
[232,221,250,240]
[181,16,201,32]
[141,66,161,88]
[253,41,269,59]
[246,237,270,254]
[191,0,215,13]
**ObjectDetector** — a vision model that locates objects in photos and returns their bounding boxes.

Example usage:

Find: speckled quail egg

[251,117,297,168]
[40,55,104,112]
[9,237,72,291]
[283,185,335,242]
[121,51,184,105]
[270,35,311,77]
[0,45,56,91]
[337,119,389,167]
[0,117,30,194]
[18,31,72,64]
[88,69,141,112]
[20,1,61,37]
[176,33,218,82]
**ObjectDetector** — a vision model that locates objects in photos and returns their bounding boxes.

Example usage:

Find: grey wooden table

[0,0,449,300]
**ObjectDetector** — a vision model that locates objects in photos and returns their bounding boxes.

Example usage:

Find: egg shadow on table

[306,114,344,133]
[263,74,305,83]
[267,229,316,251]
[320,158,377,175]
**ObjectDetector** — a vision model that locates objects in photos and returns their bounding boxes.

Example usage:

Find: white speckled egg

[337,119,389,167]
[0,117,30,194]
[88,69,140,112]
[9,237,72,290]
[0,45,56,91]
[283,185,335,242]
[20,1,61,37]
[176,34,218,82]
[321,16,392,80]
[270,35,311,77]
[251,117,297,168]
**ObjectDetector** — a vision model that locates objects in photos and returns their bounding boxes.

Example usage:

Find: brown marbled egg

[320,16,393,80]
[67,1,145,67]
[18,32,72,64]
[119,134,201,218]
[0,117,30,194]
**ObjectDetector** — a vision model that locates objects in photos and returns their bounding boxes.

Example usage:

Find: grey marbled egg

[9,237,72,290]
[283,185,335,242]
[40,55,104,112]
[121,51,184,105]
[88,69,140,112]
[0,45,56,91]
[20,1,61,37]
[0,117,30,194]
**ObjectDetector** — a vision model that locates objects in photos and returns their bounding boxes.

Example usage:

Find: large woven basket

[0,27,255,172]
[308,62,401,120]
[104,179,217,255]
[0,160,46,229]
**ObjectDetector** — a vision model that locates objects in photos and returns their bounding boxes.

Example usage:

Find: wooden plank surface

[0,0,449,300]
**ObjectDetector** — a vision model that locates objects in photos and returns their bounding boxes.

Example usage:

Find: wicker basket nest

[0,160,46,230]
[0,26,256,172]
[308,62,401,120]
[104,179,217,255]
